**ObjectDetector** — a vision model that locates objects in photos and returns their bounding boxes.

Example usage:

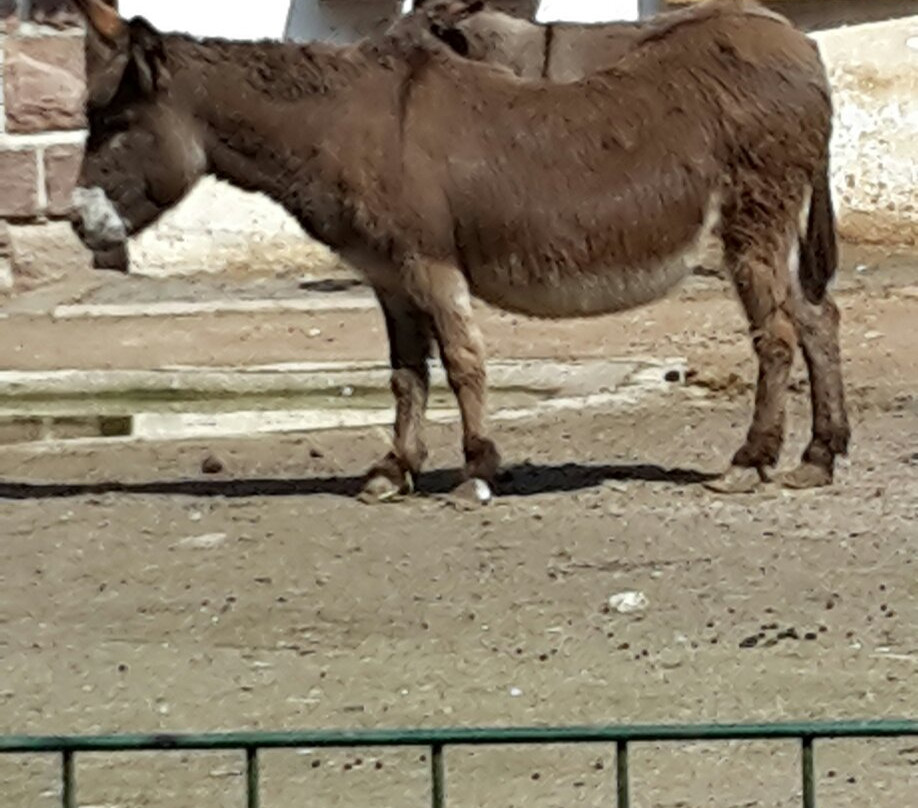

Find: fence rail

[2,720,916,808]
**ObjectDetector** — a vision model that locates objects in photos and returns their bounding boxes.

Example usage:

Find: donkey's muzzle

[70,186,128,248]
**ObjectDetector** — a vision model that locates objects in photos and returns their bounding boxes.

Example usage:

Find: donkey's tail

[798,161,838,305]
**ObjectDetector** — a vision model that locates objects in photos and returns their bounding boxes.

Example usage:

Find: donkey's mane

[163,31,366,100]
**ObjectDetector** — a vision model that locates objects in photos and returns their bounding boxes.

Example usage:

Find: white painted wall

[285,0,400,45]
[119,0,643,43]
[398,1,641,24]
[536,0,640,23]
[119,0,291,40]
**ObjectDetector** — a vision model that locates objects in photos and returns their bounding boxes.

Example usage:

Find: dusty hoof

[448,478,493,509]
[704,465,767,494]
[777,462,833,490]
[358,472,413,504]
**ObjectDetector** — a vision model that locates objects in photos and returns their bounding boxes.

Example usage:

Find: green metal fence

[1,720,916,808]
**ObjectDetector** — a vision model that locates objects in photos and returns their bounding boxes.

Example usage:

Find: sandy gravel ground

[0,253,915,807]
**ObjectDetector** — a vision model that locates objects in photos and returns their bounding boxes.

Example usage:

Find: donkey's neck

[169,36,386,245]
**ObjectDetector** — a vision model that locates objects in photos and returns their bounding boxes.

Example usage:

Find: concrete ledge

[0,357,686,445]
[0,357,684,400]
[52,295,378,320]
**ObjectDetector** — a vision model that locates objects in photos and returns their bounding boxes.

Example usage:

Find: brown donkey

[69,0,849,499]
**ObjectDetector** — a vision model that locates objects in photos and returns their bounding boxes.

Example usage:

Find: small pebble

[201,454,224,474]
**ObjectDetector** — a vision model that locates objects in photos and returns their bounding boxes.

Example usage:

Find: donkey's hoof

[704,465,767,494]
[776,462,833,490]
[358,471,413,504]
[449,477,493,509]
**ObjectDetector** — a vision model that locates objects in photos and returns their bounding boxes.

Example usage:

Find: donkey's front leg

[408,260,501,496]
[362,294,433,501]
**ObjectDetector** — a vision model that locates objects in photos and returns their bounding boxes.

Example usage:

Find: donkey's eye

[90,107,136,134]
[105,110,137,131]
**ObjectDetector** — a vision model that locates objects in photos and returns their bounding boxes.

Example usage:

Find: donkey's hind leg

[778,174,850,489]
[362,294,433,501]
[778,285,849,489]
[707,218,798,494]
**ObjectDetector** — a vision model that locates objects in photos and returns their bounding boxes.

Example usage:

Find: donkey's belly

[467,195,722,319]
[470,255,695,319]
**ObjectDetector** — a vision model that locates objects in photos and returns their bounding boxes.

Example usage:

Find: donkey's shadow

[0,462,715,501]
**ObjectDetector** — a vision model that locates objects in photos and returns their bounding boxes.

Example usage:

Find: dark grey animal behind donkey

[410,0,644,81]
[410,0,789,81]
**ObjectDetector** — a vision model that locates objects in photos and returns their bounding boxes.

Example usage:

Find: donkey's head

[411,0,486,57]
[70,0,206,270]
[411,0,544,78]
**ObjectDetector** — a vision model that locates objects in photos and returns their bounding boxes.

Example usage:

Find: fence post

[801,736,815,808]
[431,743,445,808]
[246,747,260,808]
[61,751,75,808]
[616,740,630,808]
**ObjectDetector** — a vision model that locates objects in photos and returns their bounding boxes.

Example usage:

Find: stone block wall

[0,1,87,224]
[0,0,94,290]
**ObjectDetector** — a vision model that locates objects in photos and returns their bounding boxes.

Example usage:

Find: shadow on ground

[0,462,716,501]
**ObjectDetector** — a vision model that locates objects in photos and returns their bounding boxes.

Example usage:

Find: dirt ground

[0,254,916,807]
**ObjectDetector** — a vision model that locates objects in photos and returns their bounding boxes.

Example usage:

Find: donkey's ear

[127,17,169,95]
[72,0,127,43]
[445,0,485,17]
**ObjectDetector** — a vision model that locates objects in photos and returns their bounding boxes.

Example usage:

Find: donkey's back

[393,4,830,318]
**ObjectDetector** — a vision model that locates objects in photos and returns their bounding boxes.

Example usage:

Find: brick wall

[0,1,89,226]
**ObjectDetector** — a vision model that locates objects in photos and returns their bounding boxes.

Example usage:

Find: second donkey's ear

[421,0,485,24]
[413,0,484,11]
[449,0,486,18]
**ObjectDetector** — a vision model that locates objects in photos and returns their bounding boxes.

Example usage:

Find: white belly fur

[470,194,722,319]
